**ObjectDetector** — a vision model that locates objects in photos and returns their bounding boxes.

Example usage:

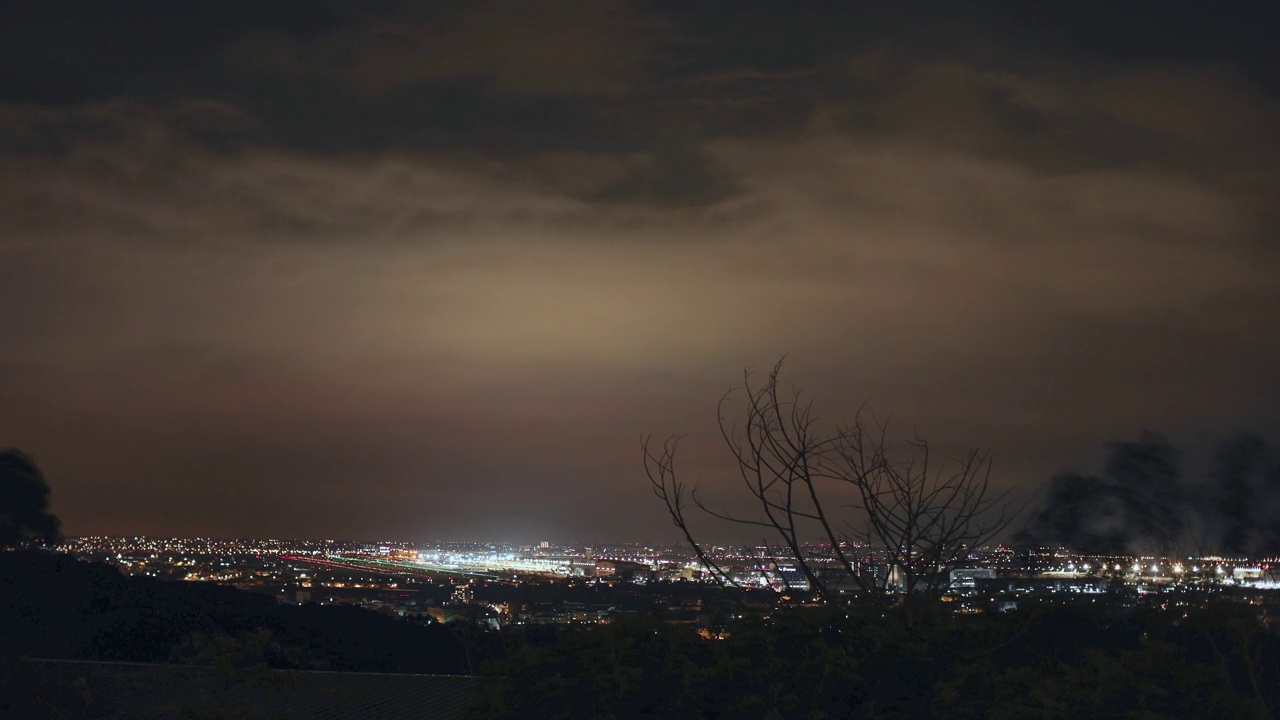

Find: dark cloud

[228,0,664,98]
[0,0,347,104]
[2,3,1278,541]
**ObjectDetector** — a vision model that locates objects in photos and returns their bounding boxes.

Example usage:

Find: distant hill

[0,550,472,675]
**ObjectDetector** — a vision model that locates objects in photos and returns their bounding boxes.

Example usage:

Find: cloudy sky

[2,1,1278,542]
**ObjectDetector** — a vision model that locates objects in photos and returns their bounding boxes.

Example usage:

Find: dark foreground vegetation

[4,549,1278,719]
[469,605,1279,719]
[0,550,470,675]
[0,550,473,699]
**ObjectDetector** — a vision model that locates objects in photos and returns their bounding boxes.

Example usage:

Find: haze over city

[3,1,1279,542]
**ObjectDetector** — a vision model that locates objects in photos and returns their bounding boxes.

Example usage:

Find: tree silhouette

[644,360,1019,625]
[0,448,62,548]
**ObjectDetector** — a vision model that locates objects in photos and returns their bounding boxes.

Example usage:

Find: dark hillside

[0,550,471,675]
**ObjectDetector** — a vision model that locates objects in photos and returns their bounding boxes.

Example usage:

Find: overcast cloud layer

[2,2,1278,541]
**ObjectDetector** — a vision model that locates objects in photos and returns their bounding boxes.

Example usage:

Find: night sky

[3,2,1278,542]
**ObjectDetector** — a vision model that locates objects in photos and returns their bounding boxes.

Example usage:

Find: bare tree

[643,360,1020,626]
[837,419,1017,625]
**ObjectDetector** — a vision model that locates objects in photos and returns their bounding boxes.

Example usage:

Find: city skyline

[3,2,1279,541]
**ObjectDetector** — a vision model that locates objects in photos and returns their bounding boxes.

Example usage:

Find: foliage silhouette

[0,551,471,675]
[472,604,1278,719]
[0,448,61,548]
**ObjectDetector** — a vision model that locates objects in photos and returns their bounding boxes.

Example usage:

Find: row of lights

[1066,562,1230,575]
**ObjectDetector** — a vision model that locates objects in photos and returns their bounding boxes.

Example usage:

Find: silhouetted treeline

[0,550,470,675]
[1020,432,1280,555]
[469,604,1278,719]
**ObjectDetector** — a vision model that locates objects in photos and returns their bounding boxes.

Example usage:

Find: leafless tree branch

[645,360,1022,624]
